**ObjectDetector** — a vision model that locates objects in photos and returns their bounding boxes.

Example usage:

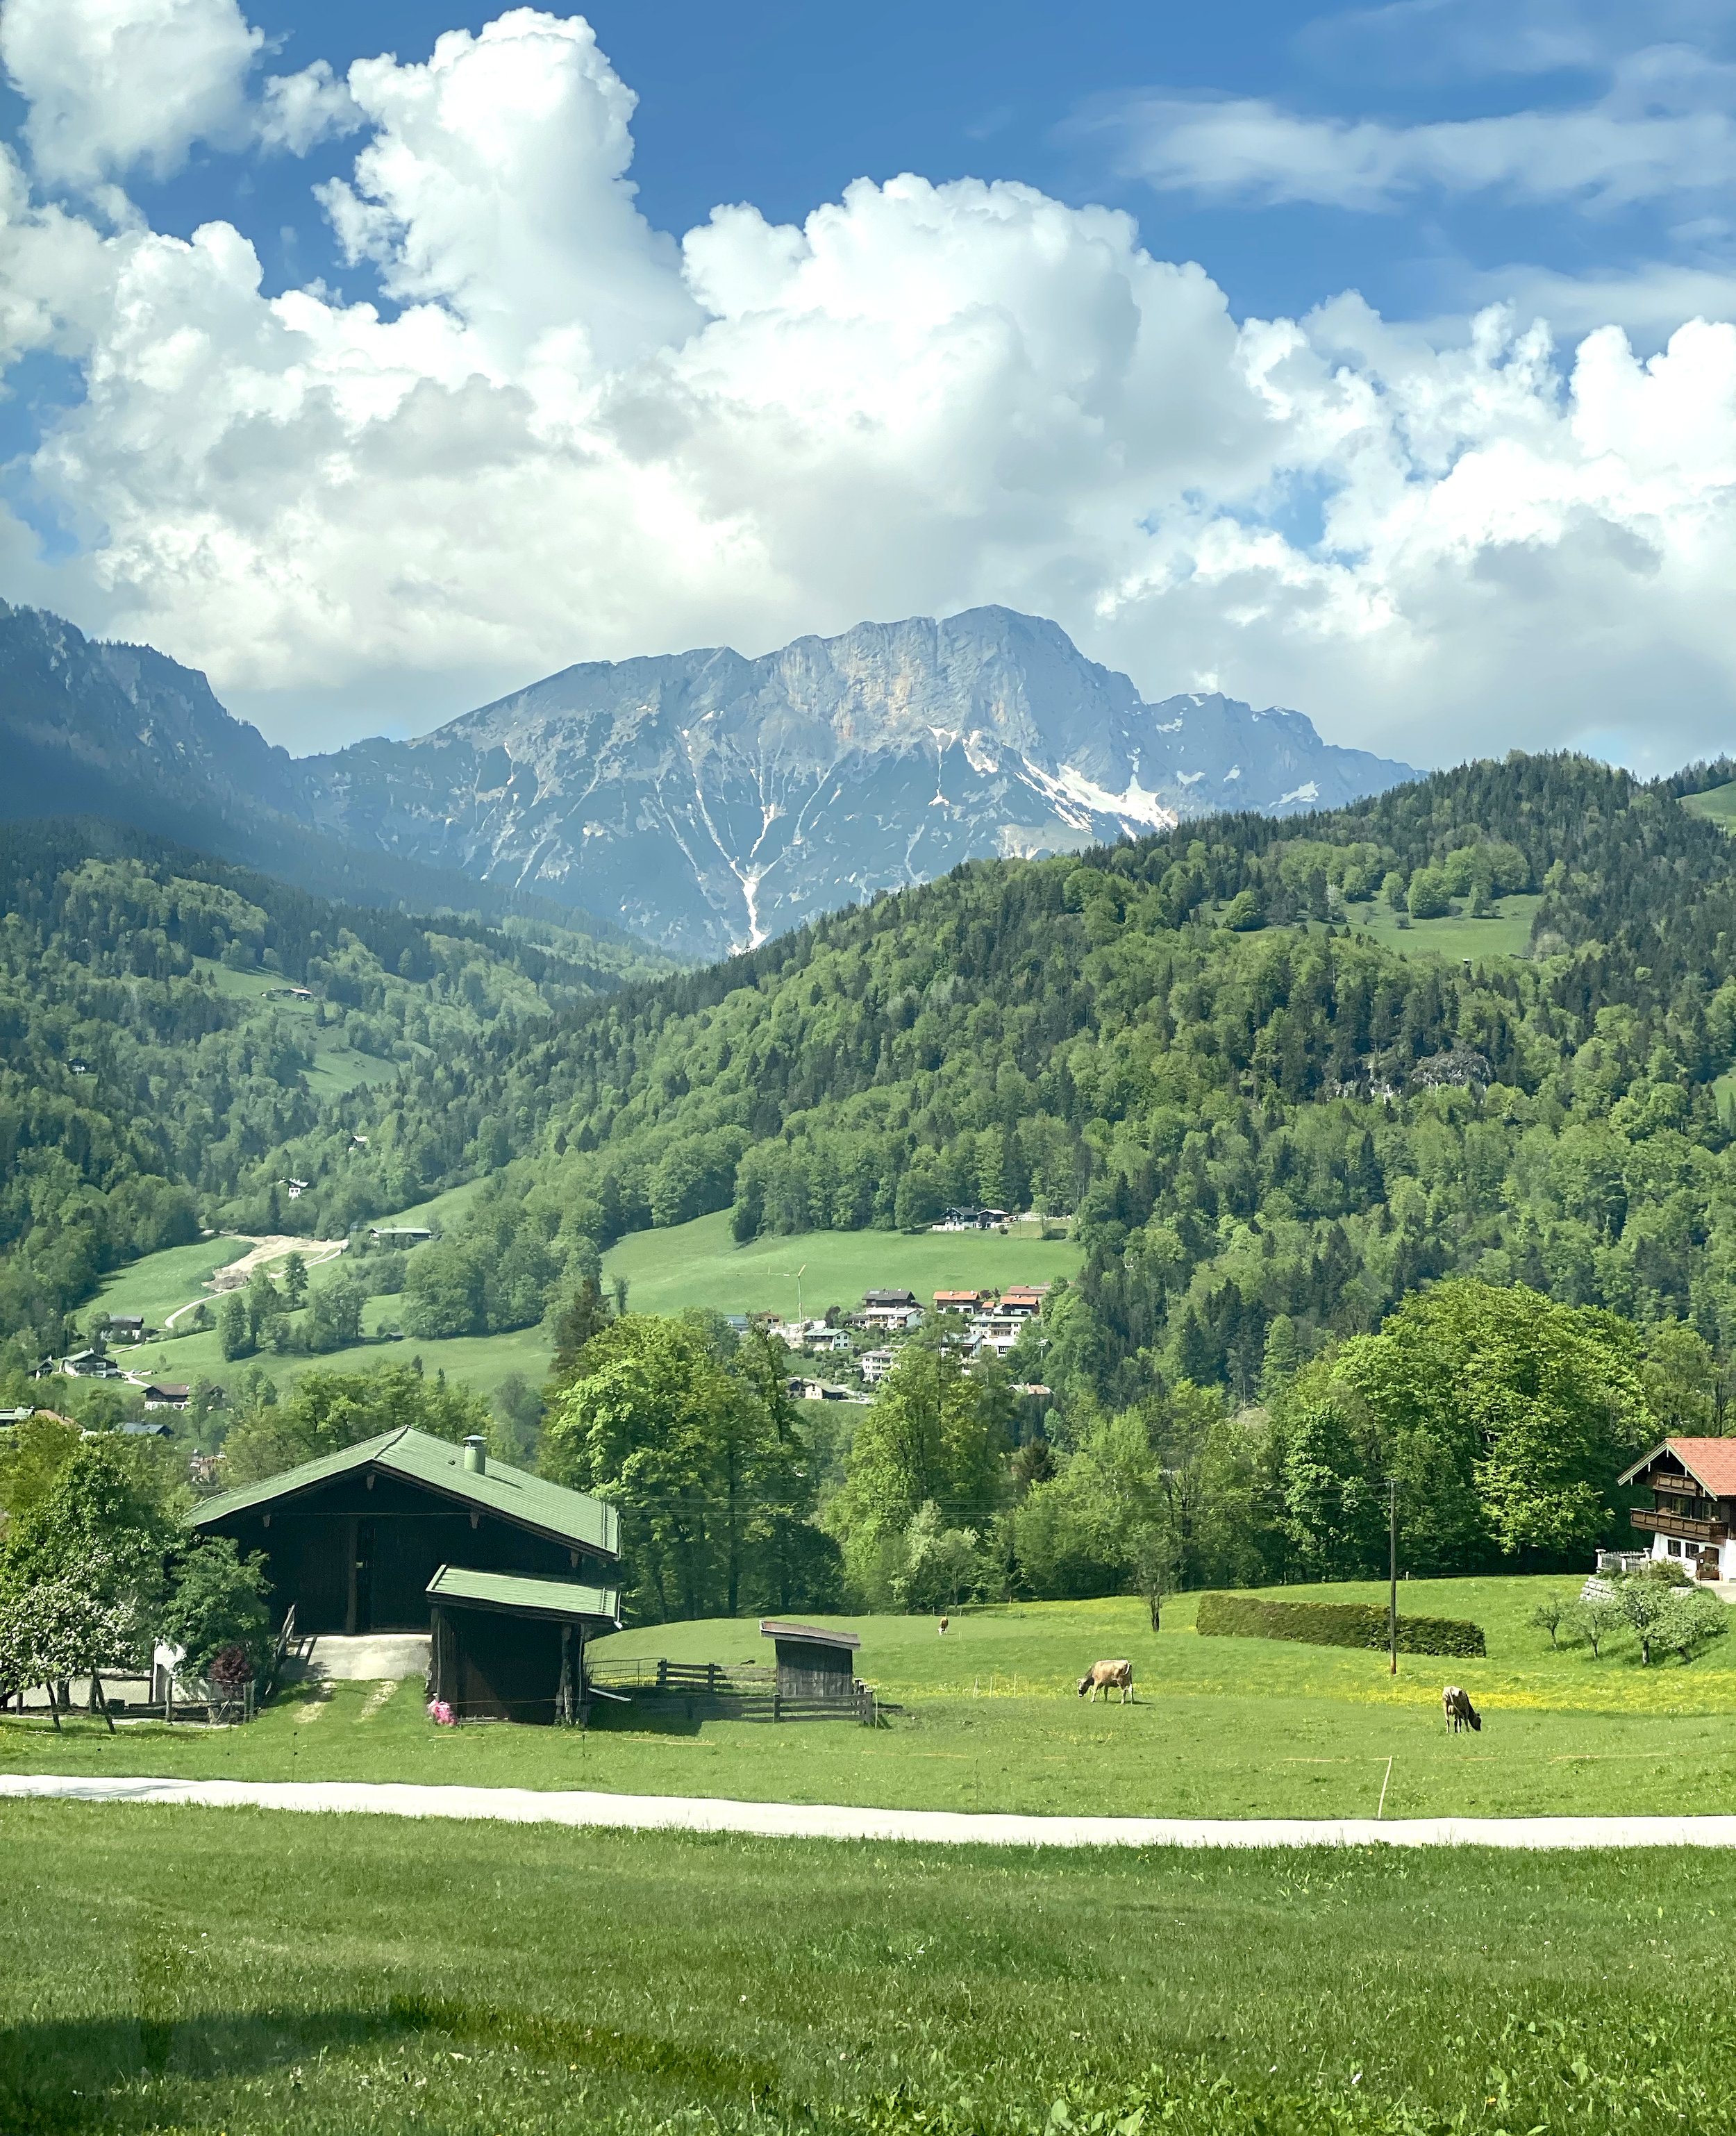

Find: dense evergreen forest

[0,818,667,1346]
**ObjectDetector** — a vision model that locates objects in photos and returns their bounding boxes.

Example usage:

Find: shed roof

[1618,1437,1736,1496]
[189,1426,620,1558]
[759,1617,861,1652]
[426,1565,621,1626]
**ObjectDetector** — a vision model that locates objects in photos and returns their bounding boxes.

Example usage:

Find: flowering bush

[426,1698,456,1726]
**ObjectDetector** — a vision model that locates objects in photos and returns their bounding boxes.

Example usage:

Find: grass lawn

[87,1235,251,1331]
[1683,781,1736,830]
[1343,892,1543,962]
[603,1210,1082,1320]
[0,1803,1731,2135]
[10,1581,1736,1819]
[116,1312,551,1403]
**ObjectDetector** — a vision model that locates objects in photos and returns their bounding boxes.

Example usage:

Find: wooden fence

[587,1655,882,1726]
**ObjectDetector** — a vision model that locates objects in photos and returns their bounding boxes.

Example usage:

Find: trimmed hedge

[1196,1593,1487,1658]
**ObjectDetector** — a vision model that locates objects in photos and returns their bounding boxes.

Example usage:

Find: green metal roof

[189,1426,619,1558]
[426,1564,621,1625]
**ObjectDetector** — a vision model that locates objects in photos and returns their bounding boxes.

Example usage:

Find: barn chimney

[463,1435,487,1474]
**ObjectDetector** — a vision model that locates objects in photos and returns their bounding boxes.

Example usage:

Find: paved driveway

[6,1774,1736,1849]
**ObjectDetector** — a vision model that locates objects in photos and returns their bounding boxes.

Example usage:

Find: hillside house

[860,1348,897,1385]
[1618,1439,1736,1581]
[999,1285,1049,1317]
[933,1290,985,1314]
[968,1313,1024,1356]
[369,1226,433,1248]
[61,1349,121,1378]
[104,1315,147,1342]
[863,1288,917,1310]
[142,1383,190,1409]
[937,1206,1008,1230]
[190,1426,621,1642]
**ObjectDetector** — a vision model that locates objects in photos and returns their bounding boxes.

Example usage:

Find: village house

[369,1226,433,1248]
[999,1285,1049,1317]
[933,1289,985,1315]
[1618,1439,1736,1582]
[61,1349,122,1379]
[103,1315,147,1342]
[142,1383,190,1409]
[860,1348,898,1385]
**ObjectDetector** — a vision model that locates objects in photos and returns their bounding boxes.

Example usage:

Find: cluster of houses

[766,1281,1052,1399]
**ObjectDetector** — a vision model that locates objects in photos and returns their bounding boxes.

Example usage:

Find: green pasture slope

[87,1178,540,1399]
[4,1803,1731,2136]
[1683,780,1736,831]
[11,1580,1736,1819]
[603,1208,1082,1319]
[1343,890,1543,961]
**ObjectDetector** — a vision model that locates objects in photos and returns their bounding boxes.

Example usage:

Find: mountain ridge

[295,605,1418,956]
[0,599,1417,957]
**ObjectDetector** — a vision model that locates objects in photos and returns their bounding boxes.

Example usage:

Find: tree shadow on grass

[0,1991,783,2130]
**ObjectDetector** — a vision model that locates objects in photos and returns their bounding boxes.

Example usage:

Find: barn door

[353,1521,375,1634]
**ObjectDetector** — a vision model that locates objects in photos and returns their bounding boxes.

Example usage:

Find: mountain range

[0,600,1416,957]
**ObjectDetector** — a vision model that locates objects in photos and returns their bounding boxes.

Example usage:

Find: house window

[1668,1540,1681,1556]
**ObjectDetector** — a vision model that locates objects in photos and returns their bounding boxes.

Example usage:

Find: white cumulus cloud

[0,0,262,185]
[1,6,1735,776]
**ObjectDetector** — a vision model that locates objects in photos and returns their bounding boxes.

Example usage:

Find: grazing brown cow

[937,1617,949,1637]
[1077,1658,1135,1704]
[1442,1685,1482,1733]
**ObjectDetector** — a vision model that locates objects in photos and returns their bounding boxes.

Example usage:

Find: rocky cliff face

[297,608,1417,958]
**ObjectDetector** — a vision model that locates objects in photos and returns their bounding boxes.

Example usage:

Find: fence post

[774,1693,782,1723]
[656,1658,668,1692]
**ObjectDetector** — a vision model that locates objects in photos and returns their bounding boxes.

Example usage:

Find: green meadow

[9,1581,1736,1820]
[602,1209,1082,1321]
[1682,780,1736,831]
[3,1803,1732,2135]
[1342,891,1543,961]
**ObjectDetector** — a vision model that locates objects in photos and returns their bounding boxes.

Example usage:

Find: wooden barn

[190,1426,620,1641]
[425,1566,621,1724]
[759,1619,860,1700]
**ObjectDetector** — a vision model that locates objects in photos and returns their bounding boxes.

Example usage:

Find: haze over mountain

[0,600,1415,958]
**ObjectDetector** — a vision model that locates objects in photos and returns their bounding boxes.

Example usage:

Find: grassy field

[10,1581,1736,1819]
[1683,780,1736,830]
[1344,892,1543,961]
[86,1177,544,1399]
[88,1235,252,1331]
[0,1803,1732,2135]
[603,1210,1082,1320]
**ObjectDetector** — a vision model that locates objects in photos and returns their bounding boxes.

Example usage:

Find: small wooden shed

[759,1619,860,1700]
[426,1565,621,1724]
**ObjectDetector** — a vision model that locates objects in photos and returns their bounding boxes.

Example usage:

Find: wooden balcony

[1632,1505,1728,1545]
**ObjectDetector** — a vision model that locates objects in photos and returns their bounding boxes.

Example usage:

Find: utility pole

[1387,1477,1399,1676]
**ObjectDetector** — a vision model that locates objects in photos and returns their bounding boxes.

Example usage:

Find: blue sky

[89,0,1736,338]
[0,0,1733,768]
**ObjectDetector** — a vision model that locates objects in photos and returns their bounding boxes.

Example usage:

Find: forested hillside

[288,754,1736,1385]
[0,819,669,1349]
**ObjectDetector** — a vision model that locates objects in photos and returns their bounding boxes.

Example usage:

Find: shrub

[1196,1592,1486,1658]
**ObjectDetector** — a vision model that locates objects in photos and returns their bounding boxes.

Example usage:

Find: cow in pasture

[1077,1659,1135,1703]
[1442,1685,1482,1733]
[938,1617,949,1636]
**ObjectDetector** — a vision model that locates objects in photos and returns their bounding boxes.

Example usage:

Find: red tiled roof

[1669,1440,1736,1496]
